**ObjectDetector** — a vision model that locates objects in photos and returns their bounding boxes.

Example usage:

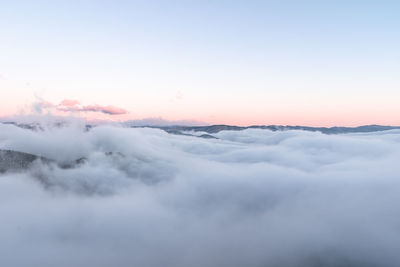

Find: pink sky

[0,96,398,127]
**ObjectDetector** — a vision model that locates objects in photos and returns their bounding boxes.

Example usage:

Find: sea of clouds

[1,120,400,267]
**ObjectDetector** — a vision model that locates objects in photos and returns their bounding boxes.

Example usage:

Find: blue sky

[1,1,399,125]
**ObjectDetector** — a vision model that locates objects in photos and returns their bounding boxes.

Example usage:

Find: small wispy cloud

[80,104,127,115]
[34,98,127,115]
[59,99,80,107]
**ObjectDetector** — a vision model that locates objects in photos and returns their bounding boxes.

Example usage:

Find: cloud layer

[0,121,400,267]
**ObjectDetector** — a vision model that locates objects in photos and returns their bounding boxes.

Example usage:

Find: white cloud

[0,121,400,266]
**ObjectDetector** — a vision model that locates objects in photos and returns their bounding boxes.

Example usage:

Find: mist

[1,121,400,267]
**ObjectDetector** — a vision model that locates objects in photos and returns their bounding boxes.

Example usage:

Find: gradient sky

[1,0,399,126]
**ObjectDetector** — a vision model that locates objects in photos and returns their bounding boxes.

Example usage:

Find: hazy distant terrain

[140,124,400,139]
[5,120,400,136]
[1,121,400,267]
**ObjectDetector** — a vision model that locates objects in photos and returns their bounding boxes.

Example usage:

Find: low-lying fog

[1,121,399,267]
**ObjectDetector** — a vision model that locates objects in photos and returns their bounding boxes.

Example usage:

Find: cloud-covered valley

[1,121,400,267]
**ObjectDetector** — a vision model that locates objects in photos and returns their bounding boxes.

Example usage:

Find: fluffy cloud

[0,122,400,267]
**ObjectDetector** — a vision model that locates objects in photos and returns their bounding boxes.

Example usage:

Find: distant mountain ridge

[134,124,400,135]
[2,121,400,136]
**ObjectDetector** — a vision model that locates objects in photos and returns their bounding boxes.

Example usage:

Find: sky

[1,0,399,126]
